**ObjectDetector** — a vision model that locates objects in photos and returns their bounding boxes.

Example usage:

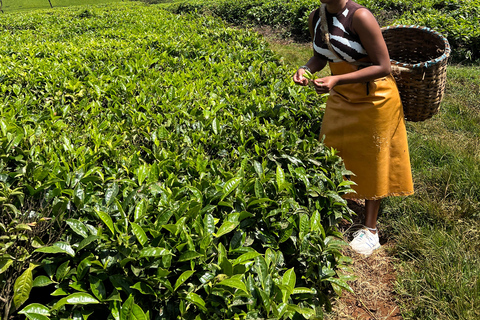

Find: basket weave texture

[382,25,451,122]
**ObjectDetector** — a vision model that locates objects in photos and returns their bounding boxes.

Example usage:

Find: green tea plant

[0,3,355,319]
[165,0,480,62]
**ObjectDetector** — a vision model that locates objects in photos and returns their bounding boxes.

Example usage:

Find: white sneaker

[349,228,380,256]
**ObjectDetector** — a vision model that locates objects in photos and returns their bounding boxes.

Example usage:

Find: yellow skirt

[320,61,414,200]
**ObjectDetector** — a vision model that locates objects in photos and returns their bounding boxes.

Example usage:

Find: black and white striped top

[313,0,369,63]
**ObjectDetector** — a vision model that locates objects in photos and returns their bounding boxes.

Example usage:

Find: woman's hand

[313,76,338,94]
[293,68,309,86]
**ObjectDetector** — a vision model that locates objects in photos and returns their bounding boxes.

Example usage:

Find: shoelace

[352,229,367,239]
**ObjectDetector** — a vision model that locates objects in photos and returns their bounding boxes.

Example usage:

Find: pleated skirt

[320,61,414,200]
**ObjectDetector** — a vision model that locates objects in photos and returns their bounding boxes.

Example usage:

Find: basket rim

[381,25,451,69]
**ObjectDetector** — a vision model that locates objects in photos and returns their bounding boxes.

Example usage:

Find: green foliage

[168,0,317,41]
[392,0,480,62]
[0,3,354,319]
[165,0,480,62]
[0,0,120,12]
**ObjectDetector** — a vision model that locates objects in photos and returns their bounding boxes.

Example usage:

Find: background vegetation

[158,0,480,63]
[0,0,119,12]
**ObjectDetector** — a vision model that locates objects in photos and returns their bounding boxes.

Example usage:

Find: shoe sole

[354,244,381,256]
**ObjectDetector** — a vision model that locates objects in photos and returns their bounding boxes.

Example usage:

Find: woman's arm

[293,9,328,86]
[312,8,391,93]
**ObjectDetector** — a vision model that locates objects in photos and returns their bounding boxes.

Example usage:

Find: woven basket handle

[320,4,344,62]
[391,65,413,73]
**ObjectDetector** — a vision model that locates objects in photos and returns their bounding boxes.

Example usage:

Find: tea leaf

[96,210,115,235]
[139,247,171,258]
[131,282,156,296]
[66,219,89,238]
[218,277,248,294]
[186,292,207,312]
[174,270,195,291]
[253,160,264,178]
[137,164,149,185]
[221,177,242,200]
[282,268,296,292]
[90,276,107,301]
[32,276,55,288]
[105,182,119,206]
[212,117,220,135]
[0,259,13,274]
[13,264,36,309]
[204,214,215,235]
[35,242,75,257]
[292,287,316,295]
[77,235,99,251]
[325,277,354,294]
[134,199,148,222]
[232,251,261,266]
[215,221,238,238]
[131,222,148,247]
[178,251,203,262]
[276,165,286,192]
[132,304,148,320]
[18,303,50,316]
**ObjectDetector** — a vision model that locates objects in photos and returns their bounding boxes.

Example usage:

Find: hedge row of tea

[0,3,355,320]
[163,0,480,62]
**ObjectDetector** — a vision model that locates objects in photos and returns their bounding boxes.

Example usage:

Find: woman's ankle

[365,226,377,234]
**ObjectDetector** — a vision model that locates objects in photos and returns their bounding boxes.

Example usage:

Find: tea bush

[0,3,355,319]
[164,0,480,62]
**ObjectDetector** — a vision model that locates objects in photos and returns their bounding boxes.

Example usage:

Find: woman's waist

[328,59,372,75]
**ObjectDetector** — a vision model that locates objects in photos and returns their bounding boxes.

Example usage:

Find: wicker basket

[382,25,451,122]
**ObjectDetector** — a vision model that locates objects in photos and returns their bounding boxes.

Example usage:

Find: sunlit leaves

[18,303,51,320]
[120,295,148,320]
[174,270,195,291]
[35,242,75,257]
[66,219,89,238]
[95,210,114,235]
[217,276,248,294]
[131,222,148,247]
[13,264,37,309]
[186,292,208,312]
[105,183,119,206]
[214,221,238,238]
[221,177,242,200]
[0,2,354,320]
[52,293,99,310]
[138,247,171,258]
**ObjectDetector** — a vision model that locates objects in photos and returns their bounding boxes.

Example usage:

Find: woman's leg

[349,199,382,255]
[364,199,381,233]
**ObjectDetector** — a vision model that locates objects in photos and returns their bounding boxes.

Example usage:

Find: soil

[326,199,403,320]
[254,25,311,46]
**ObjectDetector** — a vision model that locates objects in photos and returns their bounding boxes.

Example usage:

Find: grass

[261,33,331,78]
[1,0,121,12]
[383,65,480,319]
[265,37,480,319]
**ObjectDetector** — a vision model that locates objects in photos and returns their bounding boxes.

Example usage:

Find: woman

[293,0,414,255]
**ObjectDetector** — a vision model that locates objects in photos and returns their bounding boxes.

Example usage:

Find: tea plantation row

[0,3,354,319]
[159,0,480,62]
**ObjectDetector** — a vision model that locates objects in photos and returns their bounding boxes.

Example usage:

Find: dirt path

[328,245,403,320]
[327,200,403,320]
